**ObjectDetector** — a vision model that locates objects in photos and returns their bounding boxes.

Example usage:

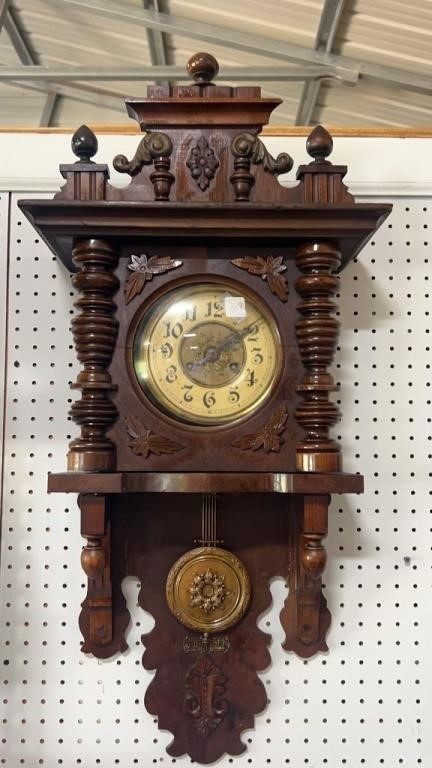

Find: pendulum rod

[199,493,219,546]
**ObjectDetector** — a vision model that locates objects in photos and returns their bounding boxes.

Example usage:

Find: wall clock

[19,52,392,764]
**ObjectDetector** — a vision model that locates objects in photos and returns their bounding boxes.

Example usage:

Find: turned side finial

[306,125,333,163]
[71,124,98,163]
[186,51,219,84]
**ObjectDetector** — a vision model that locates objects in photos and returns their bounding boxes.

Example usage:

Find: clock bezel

[125,273,284,429]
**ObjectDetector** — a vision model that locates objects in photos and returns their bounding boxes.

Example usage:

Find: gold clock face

[132,281,282,425]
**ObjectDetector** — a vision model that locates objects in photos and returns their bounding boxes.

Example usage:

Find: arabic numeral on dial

[183,304,197,322]
[247,323,258,342]
[160,342,173,359]
[182,384,194,402]
[229,388,240,404]
[252,347,263,364]
[164,321,183,339]
[203,391,216,409]
[205,300,223,318]
[245,368,256,387]
[165,365,178,383]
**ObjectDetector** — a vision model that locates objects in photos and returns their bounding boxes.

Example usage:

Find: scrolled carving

[187,136,220,190]
[231,132,293,175]
[230,132,293,201]
[184,654,228,738]
[125,414,184,458]
[113,132,173,175]
[230,254,289,302]
[231,403,288,453]
[113,132,174,200]
[124,253,183,304]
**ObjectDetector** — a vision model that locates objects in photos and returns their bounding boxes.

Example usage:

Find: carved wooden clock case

[19,53,391,764]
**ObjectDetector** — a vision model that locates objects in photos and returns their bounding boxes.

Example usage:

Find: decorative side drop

[186,136,220,190]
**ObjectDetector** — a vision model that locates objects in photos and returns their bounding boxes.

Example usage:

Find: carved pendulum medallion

[166,494,251,634]
[19,50,392,765]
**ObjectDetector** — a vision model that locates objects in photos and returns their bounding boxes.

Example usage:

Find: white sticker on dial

[224,296,246,318]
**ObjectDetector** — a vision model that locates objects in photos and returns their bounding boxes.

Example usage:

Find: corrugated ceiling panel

[336,0,432,75]
[0,82,47,126]
[13,0,153,67]
[170,0,323,47]
[0,1,430,127]
[317,80,432,127]
[54,96,131,127]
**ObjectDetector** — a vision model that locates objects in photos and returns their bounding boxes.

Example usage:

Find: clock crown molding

[19,51,391,264]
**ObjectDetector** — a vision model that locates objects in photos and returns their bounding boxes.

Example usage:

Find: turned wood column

[294,240,342,471]
[68,238,119,471]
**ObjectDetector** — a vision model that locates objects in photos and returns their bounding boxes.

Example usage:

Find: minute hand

[191,318,262,370]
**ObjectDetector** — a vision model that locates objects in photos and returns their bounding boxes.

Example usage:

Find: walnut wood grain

[294,241,342,472]
[78,493,129,658]
[281,494,331,656]
[68,238,119,471]
[18,199,391,273]
[48,471,364,495]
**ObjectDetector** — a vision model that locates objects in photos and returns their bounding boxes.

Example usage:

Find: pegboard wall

[1,182,431,766]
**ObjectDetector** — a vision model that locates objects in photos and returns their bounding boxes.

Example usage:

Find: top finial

[71,124,98,163]
[186,52,219,84]
[306,125,333,163]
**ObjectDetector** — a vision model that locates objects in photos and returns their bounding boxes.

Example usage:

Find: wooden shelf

[48,470,364,495]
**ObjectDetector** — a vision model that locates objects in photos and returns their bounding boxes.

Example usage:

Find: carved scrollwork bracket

[113,132,175,200]
[230,132,293,201]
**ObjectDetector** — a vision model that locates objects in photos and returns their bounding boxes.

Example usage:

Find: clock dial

[132,281,282,425]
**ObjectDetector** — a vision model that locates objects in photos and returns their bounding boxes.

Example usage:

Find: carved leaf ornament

[232,403,289,453]
[231,254,289,302]
[125,414,184,458]
[125,253,182,304]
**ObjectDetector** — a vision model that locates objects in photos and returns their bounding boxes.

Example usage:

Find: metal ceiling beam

[0,0,9,32]
[11,80,124,111]
[39,90,59,126]
[2,2,124,119]
[143,0,169,69]
[0,64,357,82]
[4,5,36,65]
[296,0,346,125]
[49,0,432,95]
[4,3,60,126]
